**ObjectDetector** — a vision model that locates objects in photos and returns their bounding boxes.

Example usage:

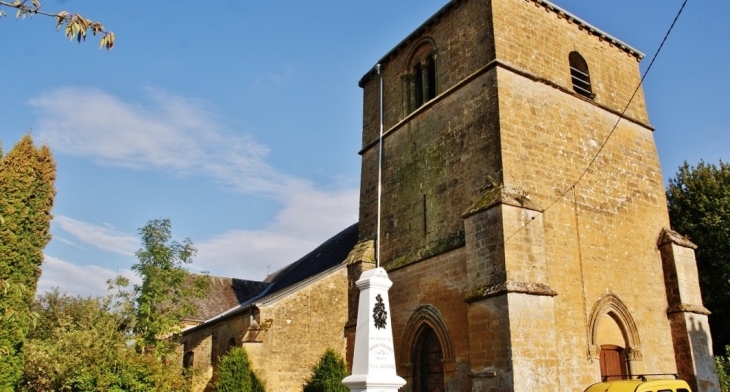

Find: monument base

[342,373,406,392]
[342,268,406,392]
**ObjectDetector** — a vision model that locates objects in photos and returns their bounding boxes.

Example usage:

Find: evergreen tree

[667,160,730,354]
[302,349,349,392]
[0,136,56,391]
[215,347,265,392]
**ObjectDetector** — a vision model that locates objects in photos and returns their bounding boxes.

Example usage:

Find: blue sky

[1,0,728,297]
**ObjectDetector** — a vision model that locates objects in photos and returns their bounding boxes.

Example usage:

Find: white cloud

[30,86,300,195]
[38,254,140,298]
[195,230,314,280]
[195,187,359,279]
[54,215,138,256]
[51,184,359,282]
[272,187,360,240]
[31,87,360,283]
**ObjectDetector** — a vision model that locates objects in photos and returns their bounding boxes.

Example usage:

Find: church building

[347,0,718,391]
[180,1,719,391]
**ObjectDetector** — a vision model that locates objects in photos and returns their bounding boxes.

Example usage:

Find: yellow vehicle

[584,375,692,392]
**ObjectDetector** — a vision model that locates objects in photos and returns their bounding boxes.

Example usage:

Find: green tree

[0,135,55,391]
[666,160,730,354]
[0,0,114,49]
[717,346,730,392]
[20,289,188,392]
[214,347,265,392]
[133,219,209,359]
[302,349,349,392]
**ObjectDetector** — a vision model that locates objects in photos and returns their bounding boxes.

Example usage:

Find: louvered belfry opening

[569,51,593,98]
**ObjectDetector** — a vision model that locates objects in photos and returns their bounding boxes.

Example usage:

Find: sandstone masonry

[349,0,720,391]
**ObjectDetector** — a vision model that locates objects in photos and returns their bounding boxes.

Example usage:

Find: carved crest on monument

[373,294,388,329]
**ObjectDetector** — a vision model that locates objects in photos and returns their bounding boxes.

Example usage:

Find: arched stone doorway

[413,326,445,392]
[588,294,642,380]
[400,305,454,392]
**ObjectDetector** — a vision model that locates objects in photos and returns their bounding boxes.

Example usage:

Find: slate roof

[183,223,359,331]
[186,276,269,322]
[260,222,359,298]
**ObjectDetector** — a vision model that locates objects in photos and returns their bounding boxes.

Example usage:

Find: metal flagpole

[376,63,384,269]
[342,63,405,392]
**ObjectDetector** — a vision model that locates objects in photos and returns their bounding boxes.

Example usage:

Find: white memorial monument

[342,268,406,392]
[343,63,406,391]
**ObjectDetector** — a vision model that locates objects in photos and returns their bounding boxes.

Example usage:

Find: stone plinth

[343,268,406,392]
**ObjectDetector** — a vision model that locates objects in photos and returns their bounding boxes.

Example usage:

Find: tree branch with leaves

[0,0,114,49]
[133,219,209,359]
[667,159,730,354]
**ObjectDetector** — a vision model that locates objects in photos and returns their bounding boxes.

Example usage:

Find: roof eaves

[532,0,644,59]
[180,264,347,335]
[359,0,458,87]
[358,0,644,87]
[252,263,347,307]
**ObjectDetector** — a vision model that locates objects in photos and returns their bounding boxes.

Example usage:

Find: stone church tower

[346,0,719,391]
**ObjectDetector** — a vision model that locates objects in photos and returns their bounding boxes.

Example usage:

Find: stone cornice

[463,186,543,218]
[465,281,557,303]
[657,227,697,250]
[360,59,654,156]
[667,303,711,316]
[385,231,466,271]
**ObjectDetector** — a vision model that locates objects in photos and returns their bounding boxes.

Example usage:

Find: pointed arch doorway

[588,294,643,381]
[413,326,445,392]
[401,305,454,392]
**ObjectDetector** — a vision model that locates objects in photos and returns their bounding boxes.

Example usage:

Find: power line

[505,0,689,242]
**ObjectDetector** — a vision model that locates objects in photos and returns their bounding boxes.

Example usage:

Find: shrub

[302,349,349,392]
[718,346,730,392]
[215,347,265,392]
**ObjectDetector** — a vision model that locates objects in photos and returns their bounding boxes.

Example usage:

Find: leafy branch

[0,0,114,49]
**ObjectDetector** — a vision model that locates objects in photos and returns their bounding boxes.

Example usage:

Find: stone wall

[493,0,677,381]
[388,247,472,392]
[353,0,714,390]
[249,267,349,392]
[179,267,349,392]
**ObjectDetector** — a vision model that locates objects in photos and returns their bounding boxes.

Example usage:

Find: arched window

[426,54,437,102]
[404,39,438,115]
[414,62,424,108]
[569,51,594,98]
[227,337,237,354]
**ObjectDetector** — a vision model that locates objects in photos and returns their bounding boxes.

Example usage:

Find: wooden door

[600,345,627,381]
[415,328,445,392]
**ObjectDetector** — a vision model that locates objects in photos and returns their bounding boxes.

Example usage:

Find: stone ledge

[469,368,497,378]
[385,231,465,271]
[345,240,376,265]
[465,281,557,303]
[657,227,697,249]
[462,185,543,219]
[667,303,711,316]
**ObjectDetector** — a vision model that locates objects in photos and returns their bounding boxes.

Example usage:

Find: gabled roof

[261,223,359,296]
[183,223,359,332]
[185,276,269,322]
